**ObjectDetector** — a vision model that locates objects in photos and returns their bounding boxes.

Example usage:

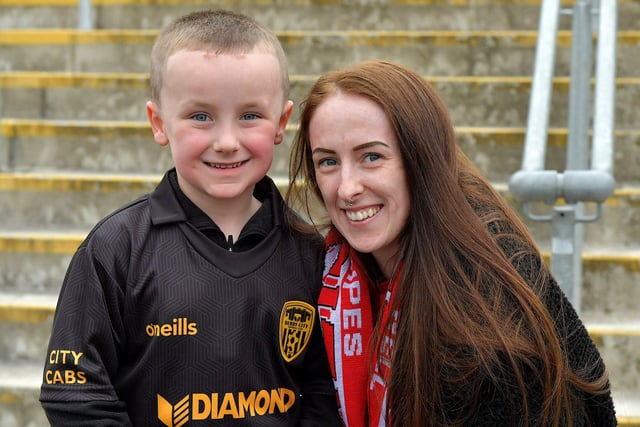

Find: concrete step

[588,322,640,424]
[0,0,547,31]
[2,120,640,184]
[0,119,171,174]
[0,232,77,294]
[3,71,640,129]
[0,293,56,364]
[2,29,640,76]
[0,71,150,121]
[0,362,49,427]
[1,0,639,31]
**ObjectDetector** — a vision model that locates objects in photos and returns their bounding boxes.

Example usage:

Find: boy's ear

[274,100,294,145]
[146,101,169,146]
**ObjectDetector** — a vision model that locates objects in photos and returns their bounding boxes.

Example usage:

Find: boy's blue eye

[242,113,259,120]
[192,113,209,122]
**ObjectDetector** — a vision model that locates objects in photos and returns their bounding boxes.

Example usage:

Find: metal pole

[550,206,583,313]
[78,0,93,30]
[549,0,592,312]
[0,84,4,171]
[591,0,617,173]
[566,0,592,171]
[521,0,561,171]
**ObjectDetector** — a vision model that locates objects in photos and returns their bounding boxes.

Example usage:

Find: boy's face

[147,49,292,208]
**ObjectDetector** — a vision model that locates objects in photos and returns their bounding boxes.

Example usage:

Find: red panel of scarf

[318,228,400,427]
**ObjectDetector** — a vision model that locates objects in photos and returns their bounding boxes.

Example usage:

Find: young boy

[40,10,340,426]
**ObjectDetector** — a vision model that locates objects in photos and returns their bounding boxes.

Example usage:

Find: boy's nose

[212,128,240,152]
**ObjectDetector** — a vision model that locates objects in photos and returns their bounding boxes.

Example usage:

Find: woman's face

[309,92,410,275]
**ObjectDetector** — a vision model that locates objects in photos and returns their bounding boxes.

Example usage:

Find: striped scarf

[318,228,399,427]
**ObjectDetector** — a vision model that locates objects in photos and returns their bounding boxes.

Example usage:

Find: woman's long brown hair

[287,60,609,426]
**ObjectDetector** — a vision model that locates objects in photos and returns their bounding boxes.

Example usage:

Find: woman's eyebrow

[311,147,336,156]
[311,140,390,156]
[353,141,390,151]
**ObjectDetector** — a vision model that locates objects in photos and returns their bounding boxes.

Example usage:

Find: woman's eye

[317,158,337,168]
[364,153,381,162]
[191,113,209,122]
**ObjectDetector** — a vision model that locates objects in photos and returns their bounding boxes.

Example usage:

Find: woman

[287,60,616,426]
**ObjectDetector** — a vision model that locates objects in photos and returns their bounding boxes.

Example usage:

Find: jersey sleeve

[40,235,132,425]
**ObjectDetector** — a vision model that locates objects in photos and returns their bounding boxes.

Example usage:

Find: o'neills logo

[279,301,315,362]
[146,318,197,337]
[157,388,296,426]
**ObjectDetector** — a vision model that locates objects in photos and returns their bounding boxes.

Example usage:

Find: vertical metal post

[550,206,583,312]
[566,0,592,171]
[592,0,617,174]
[78,0,93,30]
[548,0,592,313]
[521,0,561,172]
[0,86,4,171]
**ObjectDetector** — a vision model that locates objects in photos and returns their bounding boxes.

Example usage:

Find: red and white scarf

[318,228,399,427]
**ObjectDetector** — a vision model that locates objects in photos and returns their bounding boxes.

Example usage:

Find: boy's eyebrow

[241,100,270,110]
[182,99,270,112]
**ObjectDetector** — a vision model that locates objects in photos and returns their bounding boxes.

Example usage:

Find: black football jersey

[40,172,336,426]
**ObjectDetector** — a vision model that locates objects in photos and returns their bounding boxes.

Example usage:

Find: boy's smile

[205,161,247,170]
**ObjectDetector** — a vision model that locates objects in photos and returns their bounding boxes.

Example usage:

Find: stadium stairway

[0,0,639,425]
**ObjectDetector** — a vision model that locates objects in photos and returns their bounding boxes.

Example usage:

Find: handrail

[0,81,3,171]
[592,0,617,174]
[508,0,618,313]
[518,0,560,172]
[78,0,93,30]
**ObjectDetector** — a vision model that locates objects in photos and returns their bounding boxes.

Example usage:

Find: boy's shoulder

[79,193,153,250]
[81,170,184,247]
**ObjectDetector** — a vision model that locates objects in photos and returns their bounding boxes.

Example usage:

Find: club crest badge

[279,301,315,362]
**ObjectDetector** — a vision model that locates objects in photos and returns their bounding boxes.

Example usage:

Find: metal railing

[508,0,617,313]
[78,0,94,30]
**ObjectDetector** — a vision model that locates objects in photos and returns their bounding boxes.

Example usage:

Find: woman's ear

[146,101,169,146]
[274,100,294,145]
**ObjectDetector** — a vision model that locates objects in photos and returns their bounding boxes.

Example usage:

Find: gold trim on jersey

[157,389,296,425]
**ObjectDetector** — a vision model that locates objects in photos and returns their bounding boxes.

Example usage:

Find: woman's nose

[337,167,363,202]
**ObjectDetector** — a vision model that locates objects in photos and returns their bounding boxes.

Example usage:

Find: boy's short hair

[149,9,289,104]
